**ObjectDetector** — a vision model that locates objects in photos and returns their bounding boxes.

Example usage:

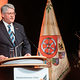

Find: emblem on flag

[58,36,64,50]
[52,58,59,66]
[46,58,52,67]
[39,36,57,58]
[58,52,65,59]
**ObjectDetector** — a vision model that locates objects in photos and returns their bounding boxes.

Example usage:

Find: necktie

[8,25,15,46]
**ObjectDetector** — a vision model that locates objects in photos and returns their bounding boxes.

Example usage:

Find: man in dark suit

[0,3,31,60]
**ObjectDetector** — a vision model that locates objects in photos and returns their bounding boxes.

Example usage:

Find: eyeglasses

[5,12,16,15]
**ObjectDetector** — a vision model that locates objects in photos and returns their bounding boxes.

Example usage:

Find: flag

[37,0,70,80]
[0,0,8,20]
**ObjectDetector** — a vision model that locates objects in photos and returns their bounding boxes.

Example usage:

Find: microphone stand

[27,38,41,56]
[75,32,80,40]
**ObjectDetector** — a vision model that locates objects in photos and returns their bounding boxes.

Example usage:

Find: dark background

[8,0,80,57]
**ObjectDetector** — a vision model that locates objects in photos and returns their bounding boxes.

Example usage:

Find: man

[0,3,31,60]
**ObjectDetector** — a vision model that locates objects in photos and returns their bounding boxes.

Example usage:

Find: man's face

[1,8,15,24]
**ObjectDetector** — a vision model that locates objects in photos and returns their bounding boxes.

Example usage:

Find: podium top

[0,56,47,67]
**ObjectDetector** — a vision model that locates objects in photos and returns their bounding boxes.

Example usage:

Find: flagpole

[46,1,53,80]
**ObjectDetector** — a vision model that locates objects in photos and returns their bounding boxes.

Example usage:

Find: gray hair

[1,3,15,14]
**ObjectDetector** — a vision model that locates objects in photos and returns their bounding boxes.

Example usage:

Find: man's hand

[0,55,8,60]
[24,53,31,56]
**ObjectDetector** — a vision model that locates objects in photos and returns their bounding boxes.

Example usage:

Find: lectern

[0,56,49,80]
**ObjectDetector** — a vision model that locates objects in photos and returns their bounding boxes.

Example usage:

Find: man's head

[1,3,16,24]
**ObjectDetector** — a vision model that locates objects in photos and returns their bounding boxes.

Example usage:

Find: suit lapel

[0,21,13,46]
[14,23,19,46]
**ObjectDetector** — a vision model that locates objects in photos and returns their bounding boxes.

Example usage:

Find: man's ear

[1,13,4,18]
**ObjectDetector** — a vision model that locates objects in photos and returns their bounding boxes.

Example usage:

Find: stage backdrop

[37,0,70,80]
[0,0,8,20]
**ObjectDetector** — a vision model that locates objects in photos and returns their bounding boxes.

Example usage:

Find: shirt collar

[2,20,13,27]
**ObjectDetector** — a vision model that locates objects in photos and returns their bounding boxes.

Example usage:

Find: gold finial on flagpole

[47,0,51,3]
[47,0,52,5]
[47,0,51,2]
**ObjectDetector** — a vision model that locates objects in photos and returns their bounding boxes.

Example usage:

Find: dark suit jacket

[0,20,31,57]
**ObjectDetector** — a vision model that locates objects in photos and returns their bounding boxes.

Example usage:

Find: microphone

[13,32,23,57]
[15,42,23,57]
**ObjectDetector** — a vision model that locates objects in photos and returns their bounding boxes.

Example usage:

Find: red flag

[0,0,8,20]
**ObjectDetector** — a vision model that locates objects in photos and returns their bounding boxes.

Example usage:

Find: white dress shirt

[2,20,15,40]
